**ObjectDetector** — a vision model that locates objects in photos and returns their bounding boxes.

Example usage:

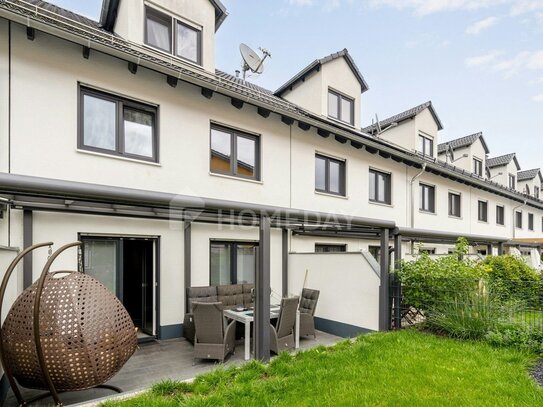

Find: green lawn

[103,330,543,407]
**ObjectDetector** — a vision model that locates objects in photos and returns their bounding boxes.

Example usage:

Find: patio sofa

[183,284,254,344]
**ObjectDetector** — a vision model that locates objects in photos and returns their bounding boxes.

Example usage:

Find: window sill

[369,200,393,208]
[209,172,263,185]
[419,210,436,216]
[448,215,462,220]
[142,43,204,71]
[315,191,348,200]
[478,220,489,224]
[76,149,161,166]
[326,116,355,129]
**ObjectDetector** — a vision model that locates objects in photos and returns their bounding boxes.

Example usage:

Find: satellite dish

[446,143,455,163]
[239,43,271,79]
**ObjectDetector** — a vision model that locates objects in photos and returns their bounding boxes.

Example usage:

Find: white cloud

[510,0,543,15]
[369,0,506,16]
[533,94,543,102]
[465,50,504,67]
[466,16,500,34]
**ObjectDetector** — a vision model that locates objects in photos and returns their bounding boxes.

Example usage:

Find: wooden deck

[3,331,342,406]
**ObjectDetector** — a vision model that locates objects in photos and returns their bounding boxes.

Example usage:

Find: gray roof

[362,101,444,133]
[274,49,369,96]
[486,153,521,170]
[518,168,543,182]
[437,132,489,154]
[215,70,274,96]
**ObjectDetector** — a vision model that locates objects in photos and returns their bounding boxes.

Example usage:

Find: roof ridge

[362,101,443,133]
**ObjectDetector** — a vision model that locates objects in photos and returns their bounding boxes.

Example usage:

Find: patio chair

[299,288,320,339]
[270,296,299,354]
[192,302,236,363]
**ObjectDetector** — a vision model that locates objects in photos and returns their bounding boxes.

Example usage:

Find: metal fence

[390,275,543,333]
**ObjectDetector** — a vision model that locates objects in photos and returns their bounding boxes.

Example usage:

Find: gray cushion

[187,286,218,313]
[217,284,244,307]
[300,288,320,315]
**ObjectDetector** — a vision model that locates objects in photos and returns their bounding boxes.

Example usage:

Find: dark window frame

[448,191,461,218]
[78,85,159,163]
[144,6,202,66]
[209,240,258,286]
[528,213,534,231]
[418,134,434,157]
[315,243,347,253]
[369,168,392,205]
[210,124,261,181]
[516,211,523,229]
[419,183,436,213]
[473,158,483,177]
[509,174,516,189]
[478,200,488,222]
[315,153,346,196]
[496,205,505,225]
[327,88,354,125]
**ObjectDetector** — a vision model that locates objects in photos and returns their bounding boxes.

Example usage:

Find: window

[315,244,347,253]
[419,248,436,255]
[478,200,488,222]
[535,186,540,199]
[210,125,259,180]
[145,6,201,65]
[327,89,354,125]
[509,174,516,189]
[448,192,461,217]
[419,183,435,213]
[79,87,157,162]
[315,154,346,196]
[369,169,391,204]
[496,205,505,225]
[210,241,257,286]
[473,158,483,177]
[528,213,534,231]
[516,211,523,229]
[418,135,434,157]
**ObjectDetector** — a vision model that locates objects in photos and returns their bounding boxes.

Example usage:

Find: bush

[483,255,542,306]
[486,324,543,354]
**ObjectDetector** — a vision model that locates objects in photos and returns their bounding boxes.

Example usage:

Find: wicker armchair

[192,302,236,363]
[270,297,299,354]
[299,288,320,339]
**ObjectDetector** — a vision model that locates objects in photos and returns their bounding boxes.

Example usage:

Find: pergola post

[487,243,493,256]
[378,228,390,331]
[393,233,402,330]
[23,210,33,288]
[255,214,271,362]
[282,228,288,297]
[184,221,191,311]
[497,242,504,255]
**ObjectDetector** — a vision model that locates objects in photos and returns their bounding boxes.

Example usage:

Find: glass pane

[419,185,425,210]
[83,94,116,151]
[210,243,231,286]
[124,107,154,158]
[176,22,199,63]
[315,156,326,191]
[369,172,376,201]
[146,13,171,52]
[83,240,117,294]
[377,173,386,202]
[236,136,256,177]
[340,97,352,124]
[237,245,255,284]
[329,160,340,194]
[328,92,339,119]
[211,128,232,173]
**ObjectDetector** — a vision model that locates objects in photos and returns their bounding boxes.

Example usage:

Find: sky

[48,0,543,170]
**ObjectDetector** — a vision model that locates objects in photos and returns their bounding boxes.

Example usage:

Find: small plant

[486,324,543,354]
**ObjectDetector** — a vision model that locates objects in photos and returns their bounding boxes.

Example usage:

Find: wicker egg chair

[0,242,138,406]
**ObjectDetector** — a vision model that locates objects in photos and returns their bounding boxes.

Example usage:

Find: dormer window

[145,6,201,65]
[473,158,483,177]
[508,174,516,189]
[418,134,434,157]
[328,89,354,125]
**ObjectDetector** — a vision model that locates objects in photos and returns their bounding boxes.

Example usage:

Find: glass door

[82,239,120,297]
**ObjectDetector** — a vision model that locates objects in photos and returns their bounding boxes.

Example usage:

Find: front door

[81,236,155,337]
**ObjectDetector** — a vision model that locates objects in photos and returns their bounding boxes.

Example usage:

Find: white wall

[288,252,380,331]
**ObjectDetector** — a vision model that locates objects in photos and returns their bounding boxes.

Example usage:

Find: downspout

[410,164,427,253]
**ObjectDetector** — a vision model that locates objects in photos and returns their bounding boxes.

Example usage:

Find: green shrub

[483,255,542,306]
[486,324,543,354]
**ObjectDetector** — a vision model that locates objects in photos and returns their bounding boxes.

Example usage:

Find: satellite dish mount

[240,43,271,80]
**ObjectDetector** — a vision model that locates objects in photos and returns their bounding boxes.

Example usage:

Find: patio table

[224,305,300,360]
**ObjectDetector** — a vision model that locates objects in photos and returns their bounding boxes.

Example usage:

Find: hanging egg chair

[0,242,138,406]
